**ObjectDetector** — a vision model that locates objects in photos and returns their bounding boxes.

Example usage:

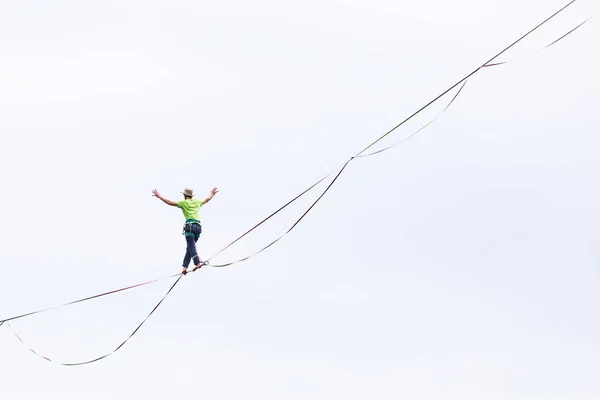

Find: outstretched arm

[202,187,219,204]
[152,189,178,207]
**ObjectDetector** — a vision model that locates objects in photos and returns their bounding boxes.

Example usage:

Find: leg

[182,233,198,275]
[185,234,201,267]
[182,246,192,274]
[192,231,205,272]
[182,243,193,267]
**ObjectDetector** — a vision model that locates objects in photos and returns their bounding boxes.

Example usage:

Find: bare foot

[192,262,204,272]
[181,267,188,275]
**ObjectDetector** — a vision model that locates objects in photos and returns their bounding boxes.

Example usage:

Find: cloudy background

[1,0,599,398]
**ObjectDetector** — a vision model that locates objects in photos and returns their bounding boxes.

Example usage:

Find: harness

[182,220,202,236]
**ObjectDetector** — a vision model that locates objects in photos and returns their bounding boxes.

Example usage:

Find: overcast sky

[1,0,599,399]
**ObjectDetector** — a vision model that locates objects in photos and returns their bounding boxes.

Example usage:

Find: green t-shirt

[177,199,204,221]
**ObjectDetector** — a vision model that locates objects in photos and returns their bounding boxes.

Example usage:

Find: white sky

[1,0,599,399]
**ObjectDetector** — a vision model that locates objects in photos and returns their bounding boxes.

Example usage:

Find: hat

[182,188,194,197]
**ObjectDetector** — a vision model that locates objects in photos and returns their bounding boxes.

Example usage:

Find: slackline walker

[152,187,219,275]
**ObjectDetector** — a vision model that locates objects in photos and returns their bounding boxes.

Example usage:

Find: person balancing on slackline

[152,187,219,275]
